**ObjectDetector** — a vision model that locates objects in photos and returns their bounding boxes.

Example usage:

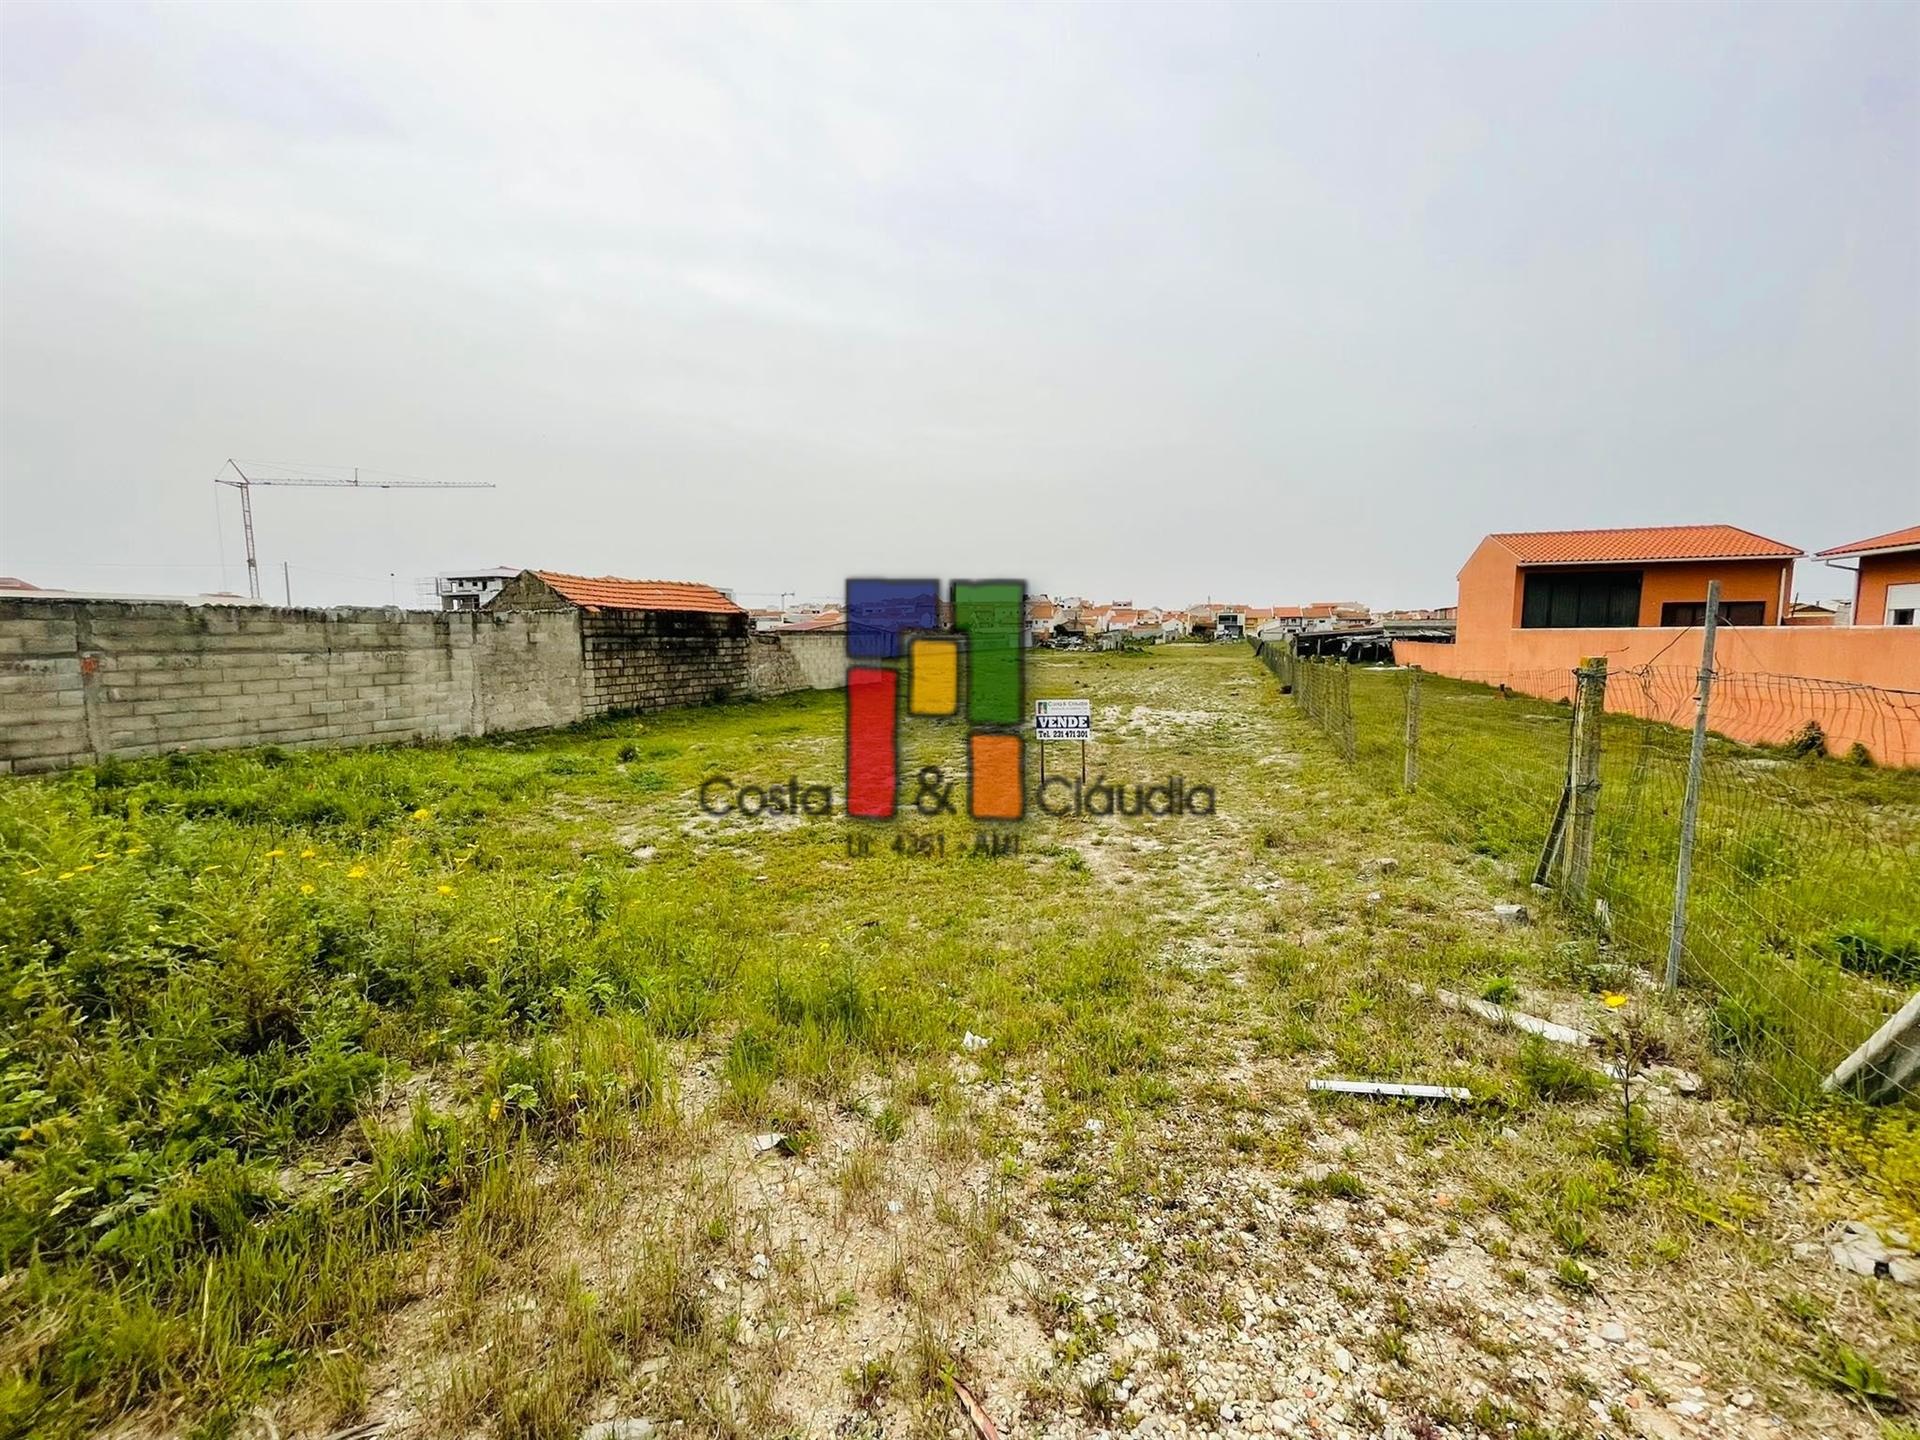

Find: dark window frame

[1520,569,1643,629]
[1658,600,1767,628]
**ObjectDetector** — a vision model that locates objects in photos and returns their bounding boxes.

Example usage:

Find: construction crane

[214,459,495,600]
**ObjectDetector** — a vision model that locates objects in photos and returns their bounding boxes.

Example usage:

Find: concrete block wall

[0,599,588,774]
[1,599,847,775]
[580,611,751,714]
[745,630,848,696]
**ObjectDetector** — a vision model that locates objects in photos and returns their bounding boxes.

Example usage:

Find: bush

[1784,720,1827,759]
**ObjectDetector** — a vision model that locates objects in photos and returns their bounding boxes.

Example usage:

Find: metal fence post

[1403,666,1422,792]
[1665,580,1721,993]
[1561,657,1608,900]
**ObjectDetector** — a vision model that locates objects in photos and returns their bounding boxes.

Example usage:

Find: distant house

[1784,598,1849,628]
[1453,525,1801,637]
[1392,523,1920,765]
[1817,525,1920,628]
[437,565,524,611]
[492,569,750,713]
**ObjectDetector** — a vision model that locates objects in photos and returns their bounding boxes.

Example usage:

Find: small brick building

[491,570,750,715]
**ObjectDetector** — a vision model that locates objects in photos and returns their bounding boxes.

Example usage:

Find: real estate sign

[1034,698,1092,741]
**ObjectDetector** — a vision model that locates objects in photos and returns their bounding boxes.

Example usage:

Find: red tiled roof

[531,570,744,615]
[774,609,844,631]
[1816,524,1920,558]
[1489,524,1801,565]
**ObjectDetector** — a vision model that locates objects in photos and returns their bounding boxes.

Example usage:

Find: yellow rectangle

[908,637,959,716]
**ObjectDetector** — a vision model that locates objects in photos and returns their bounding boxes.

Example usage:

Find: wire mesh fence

[1252,637,1920,1106]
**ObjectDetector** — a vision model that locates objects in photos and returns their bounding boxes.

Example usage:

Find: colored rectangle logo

[908,637,960,716]
[846,667,899,817]
[846,579,939,659]
[969,732,1023,820]
[953,580,1023,726]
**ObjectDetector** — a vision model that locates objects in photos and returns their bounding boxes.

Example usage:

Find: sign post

[1034,699,1093,793]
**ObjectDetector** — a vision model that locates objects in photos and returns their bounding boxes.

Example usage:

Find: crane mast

[213,459,496,600]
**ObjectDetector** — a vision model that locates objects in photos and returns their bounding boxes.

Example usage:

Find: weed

[1553,1258,1595,1294]
[1801,1339,1902,1411]
[1516,1039,1603,1103]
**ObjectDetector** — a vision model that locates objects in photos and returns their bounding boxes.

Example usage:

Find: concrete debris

[1599,1321,1628,1344]
[961,1030,992,1052]
[750,1132,791,1158]
[1419,985,1591,1047]
[1493,903,1531,925]
[1830,1220,1919,1284]
[1309,1078,1472,1102]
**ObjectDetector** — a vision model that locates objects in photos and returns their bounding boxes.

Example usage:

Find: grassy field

[2,647,1916,1440]
[1336,663,1920,1101]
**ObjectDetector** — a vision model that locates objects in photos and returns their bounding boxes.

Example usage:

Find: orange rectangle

[969,732,1023,820]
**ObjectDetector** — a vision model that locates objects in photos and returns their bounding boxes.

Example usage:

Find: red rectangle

[847,667,898,817]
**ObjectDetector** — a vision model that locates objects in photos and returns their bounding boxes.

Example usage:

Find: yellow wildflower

[265,849,286,859]
[437,884,454,897]
[487,934,504,945]
[346,865,368,880]
[488,1097,504,1122]
[300,883,316,896]
[75,864,95,873]
[57,872,74,881]
[300,848,316,859]
[20,867,40,877]
[93,851,112,860]
[412,807,432,821]
[1602,992,1629,1009]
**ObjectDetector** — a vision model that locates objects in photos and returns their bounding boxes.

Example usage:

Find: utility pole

[213,460,495,601]
[1666,580,1721,992]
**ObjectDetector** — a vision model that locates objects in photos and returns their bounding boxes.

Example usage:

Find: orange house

[1451,524,1800,649]
[1395,524,1920,765]
[1816,525,1920,628]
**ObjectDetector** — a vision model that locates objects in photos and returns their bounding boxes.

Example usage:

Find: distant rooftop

[529,570,744,616]
[1816,524,1920,558]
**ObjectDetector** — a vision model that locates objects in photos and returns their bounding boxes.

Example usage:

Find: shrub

[1784,720,1827,759]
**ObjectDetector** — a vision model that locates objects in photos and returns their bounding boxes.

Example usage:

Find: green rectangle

[953,580,1023,725]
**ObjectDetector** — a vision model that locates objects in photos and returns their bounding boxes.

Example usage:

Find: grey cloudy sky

[2,1,1914,610]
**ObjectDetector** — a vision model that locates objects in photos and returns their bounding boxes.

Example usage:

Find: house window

[1888,583,1920,626]
[1520,570,1642,629]
[1658,600,1767,627]
[1894,609,1916,627]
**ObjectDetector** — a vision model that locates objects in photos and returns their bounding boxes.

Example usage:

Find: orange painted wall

[1856,552,1920,627]
[1454,540,1791,637]
[1394,626,1920,765]
[1631,559,1789,626]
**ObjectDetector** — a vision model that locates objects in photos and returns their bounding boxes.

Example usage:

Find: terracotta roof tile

[532,571,744,615]
[1815,524,1920,558]
[1489,524,1801,565]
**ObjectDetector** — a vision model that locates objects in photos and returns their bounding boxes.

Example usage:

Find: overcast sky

[2,1,1914,610]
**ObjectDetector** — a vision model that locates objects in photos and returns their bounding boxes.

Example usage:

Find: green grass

[0,675,1177,1438]
[1337,664,1920,1102]
[3,644,1913,1438]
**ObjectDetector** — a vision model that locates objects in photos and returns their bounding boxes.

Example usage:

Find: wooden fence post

[1665,580,1721,992]
[1561,657,1608,900]
[1403,666,1422,792]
